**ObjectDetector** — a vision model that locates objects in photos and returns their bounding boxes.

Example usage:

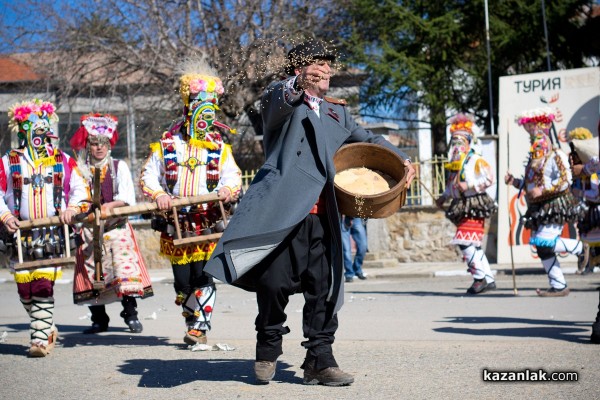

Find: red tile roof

[0,56,43,83]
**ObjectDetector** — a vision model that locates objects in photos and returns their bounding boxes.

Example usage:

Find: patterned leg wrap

[30,297,55,343]
[553,238,583,255]
[540,255,567,290]
[20,297,32,316]
[28,297,57,356]
[460,245,494,282]
[182,284,216,332]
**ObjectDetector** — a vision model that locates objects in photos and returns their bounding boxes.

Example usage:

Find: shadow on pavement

[347,289,518,298]
[58,332,172,348]
[434,315,592,343]
[0,323,173,348]
[118,358,299,386]
[0,343,28,355]
[347,287,599,297]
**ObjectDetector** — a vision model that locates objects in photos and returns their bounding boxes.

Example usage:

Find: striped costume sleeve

[216,144,242,198]
[139,144,168,200]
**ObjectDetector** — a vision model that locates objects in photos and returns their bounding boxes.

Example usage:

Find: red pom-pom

[69,126,89,151]
[109,130,119,147]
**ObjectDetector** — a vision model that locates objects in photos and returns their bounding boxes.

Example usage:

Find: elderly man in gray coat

[205,39,415,386]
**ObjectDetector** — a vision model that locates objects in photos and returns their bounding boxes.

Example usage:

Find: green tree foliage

[338,0,598,155]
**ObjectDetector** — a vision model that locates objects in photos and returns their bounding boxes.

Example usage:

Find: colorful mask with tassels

[190,100,217,142]
[8,99,59,162]
[445,113,476,171]
[530,133,551,160]
[529,132,552,173]
[180,74,225,142]
[446,136,469,171]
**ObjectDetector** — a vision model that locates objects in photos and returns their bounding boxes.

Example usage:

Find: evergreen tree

[338,0,597,155]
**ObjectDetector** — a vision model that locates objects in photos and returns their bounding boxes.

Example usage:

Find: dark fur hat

[285,40,336,76]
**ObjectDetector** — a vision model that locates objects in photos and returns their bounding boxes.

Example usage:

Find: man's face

[296,59,333,96]
[88,137,110,161]
[313,60,332,93]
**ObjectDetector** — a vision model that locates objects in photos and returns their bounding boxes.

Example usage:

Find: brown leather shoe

[303,366,354,386]
[536,287,570,297]
[254,360,277,384]
[184,329,207,345]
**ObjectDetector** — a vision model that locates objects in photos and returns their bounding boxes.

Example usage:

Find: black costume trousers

[254,213,339,369]
[89,295,138,325]
[171,260,213,295]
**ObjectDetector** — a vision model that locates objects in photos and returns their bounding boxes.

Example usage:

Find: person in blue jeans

[341,216,368,282]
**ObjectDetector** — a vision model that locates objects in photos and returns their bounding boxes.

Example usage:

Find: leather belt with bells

[23,174,53,188]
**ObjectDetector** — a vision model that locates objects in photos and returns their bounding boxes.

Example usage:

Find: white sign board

[497,67,599,265]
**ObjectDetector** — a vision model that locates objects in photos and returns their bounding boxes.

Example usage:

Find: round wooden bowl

[333,143,408,218]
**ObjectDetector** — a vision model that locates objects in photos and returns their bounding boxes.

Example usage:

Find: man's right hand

[296,63,330,91]
[3,216,19,233]
[156,194,172,210]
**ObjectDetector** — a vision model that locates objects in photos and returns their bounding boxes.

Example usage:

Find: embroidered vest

[8,150,70,218]
[91,159,119,204]
[160,135,222,194]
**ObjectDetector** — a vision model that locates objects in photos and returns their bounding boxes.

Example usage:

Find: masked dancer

[140,58,242,346]
[0,99,90,356]
[436,113,497,294]
[505,108,586,297]
[568,127,600,274]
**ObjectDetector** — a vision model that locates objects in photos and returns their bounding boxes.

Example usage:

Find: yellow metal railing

[405,155,448,205]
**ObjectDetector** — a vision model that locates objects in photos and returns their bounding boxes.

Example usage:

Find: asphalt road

[1,273,599,400]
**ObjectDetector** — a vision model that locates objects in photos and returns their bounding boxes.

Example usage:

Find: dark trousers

[595,288,600,324]
[171,260,213,295]
[89,295,138,325]
[253,214,339,370]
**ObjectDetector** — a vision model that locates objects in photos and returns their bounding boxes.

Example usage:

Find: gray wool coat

[204,77,410,312]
